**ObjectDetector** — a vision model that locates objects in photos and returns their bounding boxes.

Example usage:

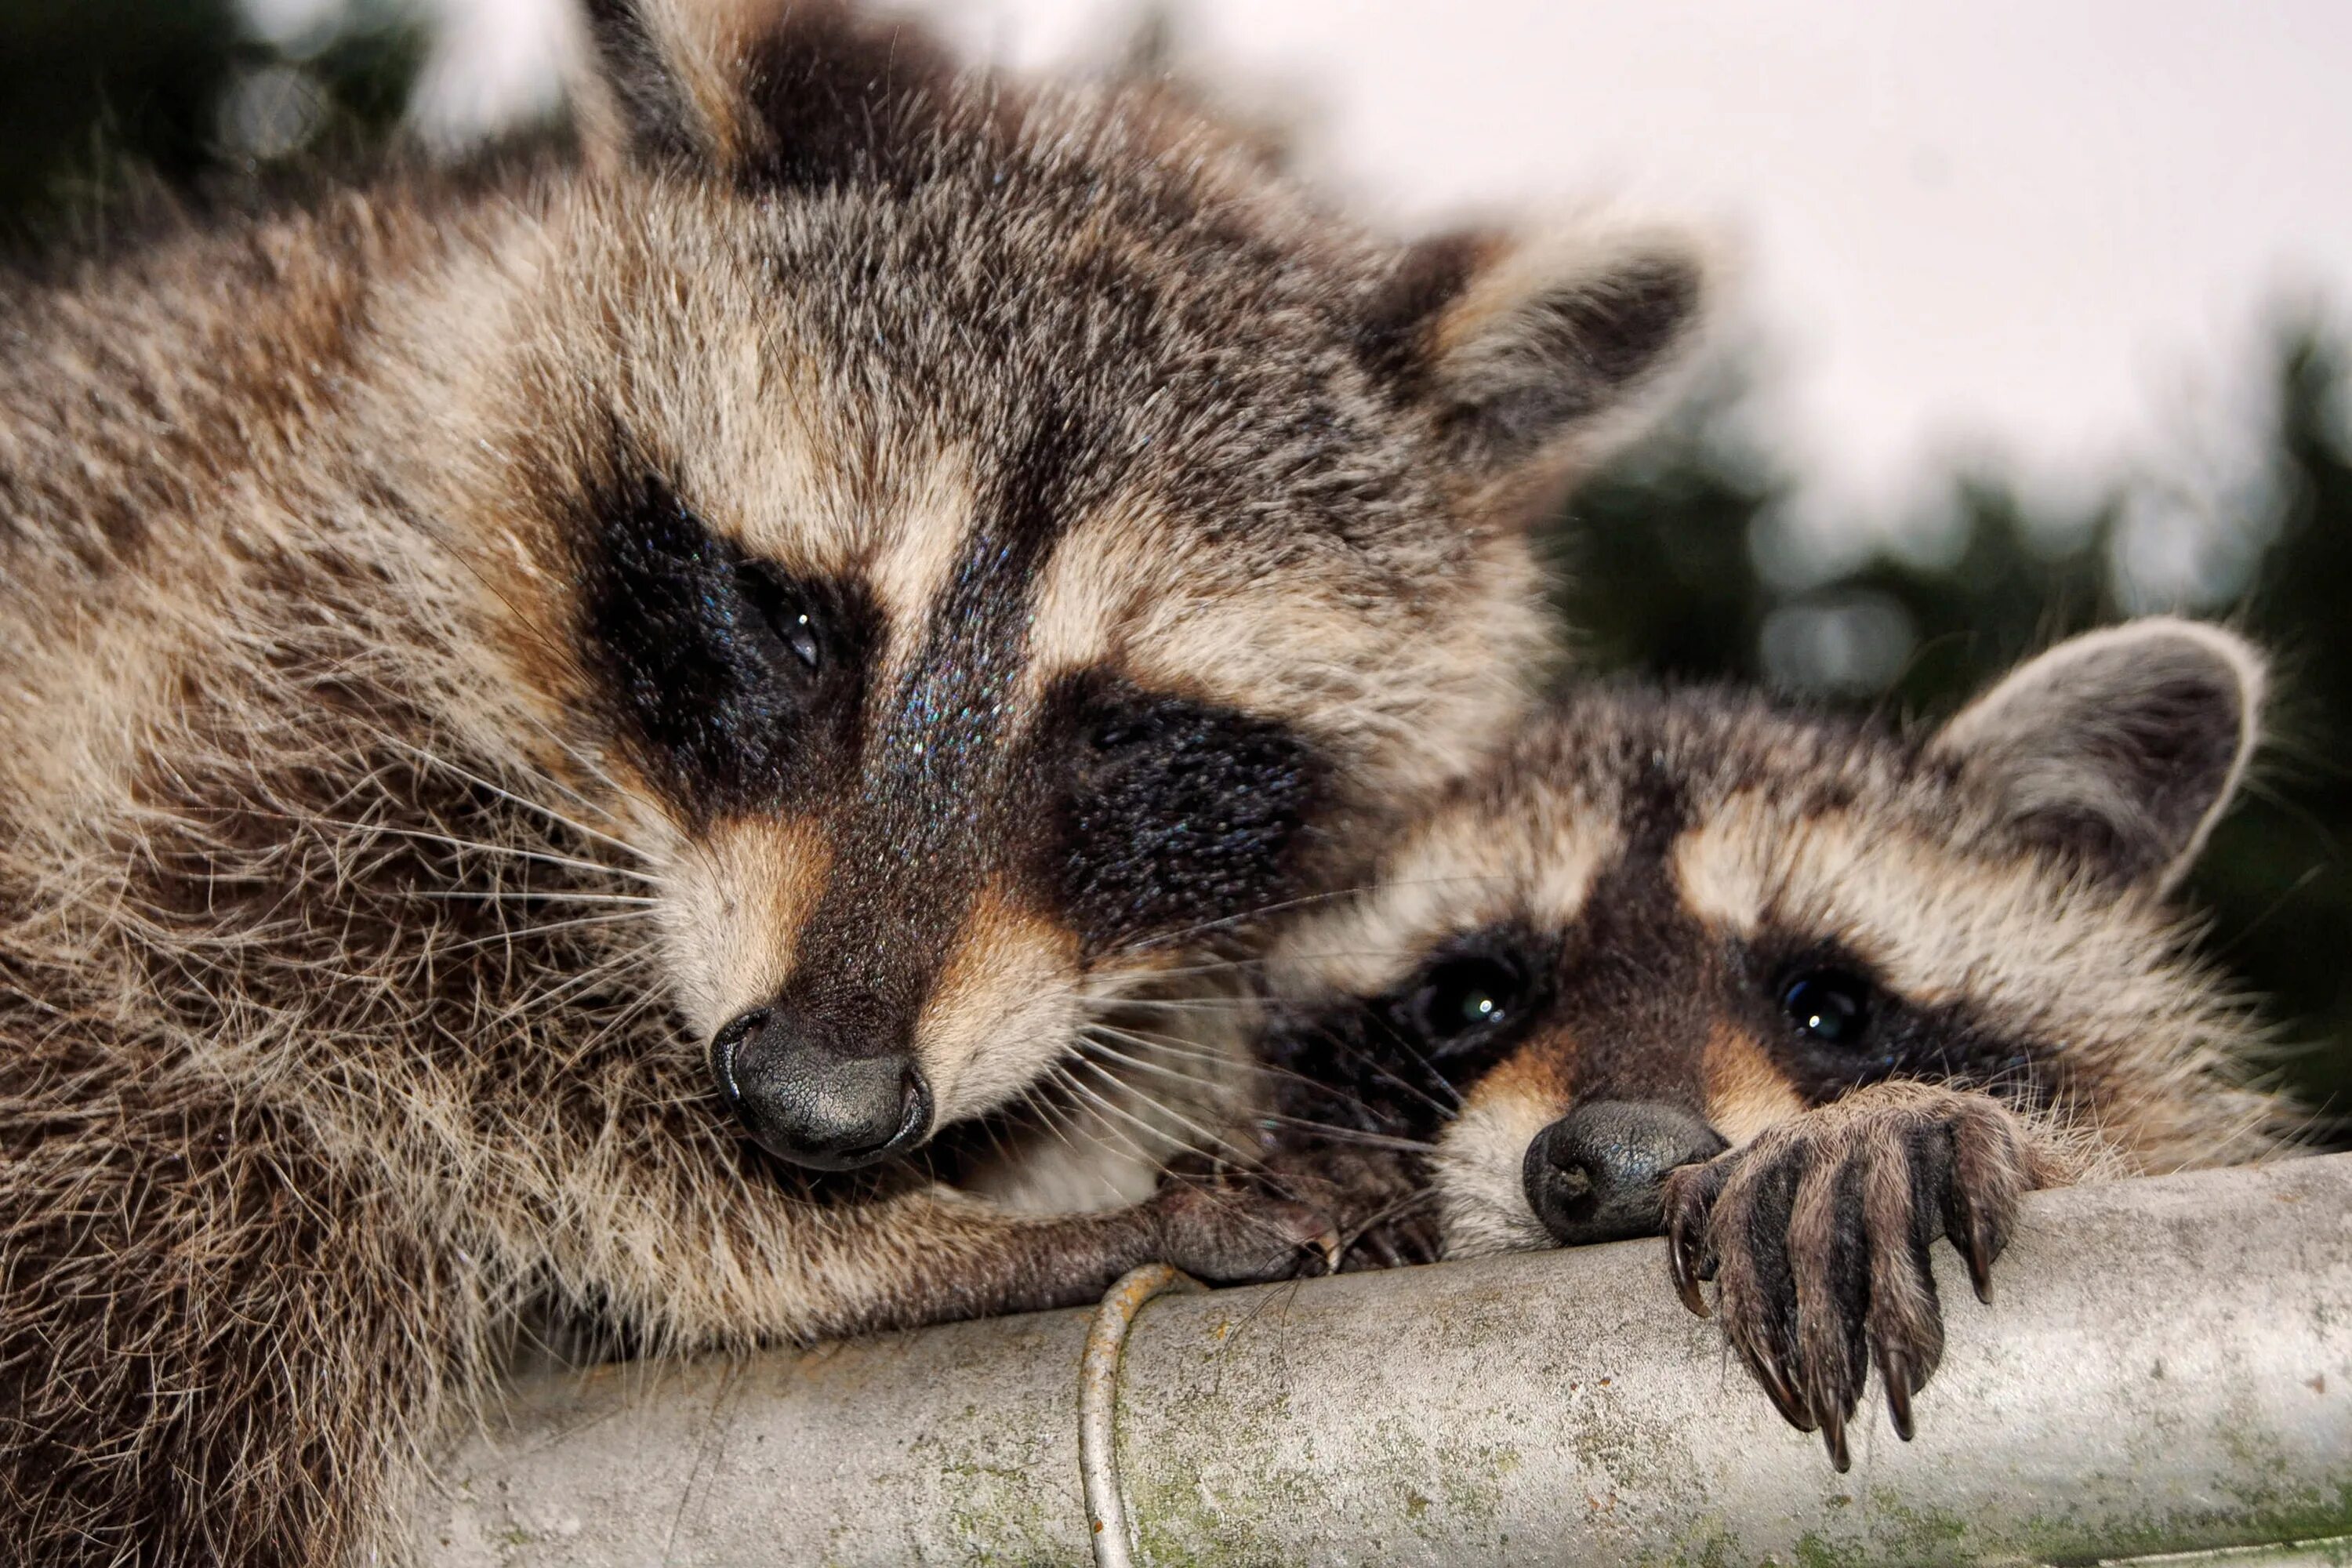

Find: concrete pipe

[416,1154,2352,1566]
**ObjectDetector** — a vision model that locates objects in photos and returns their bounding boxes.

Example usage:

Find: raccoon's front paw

[1143,1178,1341,1285]
[1661,1084,2039,1470]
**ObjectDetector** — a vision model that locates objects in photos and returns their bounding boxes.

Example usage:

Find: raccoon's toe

[1145,1178,1341,1284]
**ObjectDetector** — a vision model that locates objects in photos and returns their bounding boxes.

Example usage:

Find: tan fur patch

[916,881,1083,1123]
[1702,1022,1808,1148]
[1431,1036,1571,1258]
[661,814,833,1040]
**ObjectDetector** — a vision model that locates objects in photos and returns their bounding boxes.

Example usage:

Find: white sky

[394,0,2352,554]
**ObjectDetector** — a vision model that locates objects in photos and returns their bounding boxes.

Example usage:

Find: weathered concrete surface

[414,1156,2352,1567]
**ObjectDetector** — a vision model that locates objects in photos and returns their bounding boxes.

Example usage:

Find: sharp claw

[1964,1225,1994,1305]
[1752,1350,1816,1433]
[1316,1229,1343,1273]
[1947,1181,1998,1304]
[1669,1233,1711,1319]
[1822,1408,1851,1472]
[1882,1349,1916,1443]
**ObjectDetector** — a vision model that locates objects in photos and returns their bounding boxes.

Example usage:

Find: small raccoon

[0,2,1711,1560]
[1258,619,2294,1468]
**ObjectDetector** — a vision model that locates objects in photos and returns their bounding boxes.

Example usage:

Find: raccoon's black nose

[1524,1100,1727,1247]
[710,1006,933,1171]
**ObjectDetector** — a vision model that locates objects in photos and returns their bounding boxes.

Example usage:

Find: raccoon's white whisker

[1014,1062,1101,1161]
[552,989,673,1072]
[1075,1033,1237,1101]
[1127,870,1525,957]
[493,949,650,1023]
[1088,1007,1457,1123]
[1023,1076,1102,1166]
[1074,1021,1247,1072]
[1076,1029,1434,1157]
[1076,1021,1406,1117]
[1037,1063,1167,1171]
[1065,1051,1257,1168]
[280,816,661,887]
[1247,1116,1438,1157]
[1367,1027,1466,1114]
[1124,894,1357,955]
[434,910,662,956]
[1336,1185,1439,1253]
[1077,992,1257,1014]
[413,891,662,908]
[368,734,657,868]
[497,706,643,817]
[1092,956,1275,982]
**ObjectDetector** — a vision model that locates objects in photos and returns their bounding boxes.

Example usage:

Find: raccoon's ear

[1363,222,1712,503]
[574,0,956,184]
[1929,619,2267,891]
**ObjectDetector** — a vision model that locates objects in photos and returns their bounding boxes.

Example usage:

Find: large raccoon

[0,3,1716,1562]
[1255,619,2293,1468]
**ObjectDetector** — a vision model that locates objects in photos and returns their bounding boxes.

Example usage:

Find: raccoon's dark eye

[1780,969,1874,1047]
[735,562,822,675]
[1415,956,1525,1047]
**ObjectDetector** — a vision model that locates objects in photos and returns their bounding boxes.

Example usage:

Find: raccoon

[1256,619,2293,1468]
[0,1,1715,1559]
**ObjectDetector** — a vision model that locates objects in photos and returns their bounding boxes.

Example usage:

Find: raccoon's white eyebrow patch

[1283,808,1617,1000]
[1671,802,1772,936]
[1519,808,1620,931]
[1018,496,1384,737]
[1676,797,2131,1023]
[1018,498,1167,704]
[864,449,983,692]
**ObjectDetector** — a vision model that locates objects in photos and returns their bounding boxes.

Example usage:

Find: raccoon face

[1262,620,2267,1254]
[405,2,1711,1169]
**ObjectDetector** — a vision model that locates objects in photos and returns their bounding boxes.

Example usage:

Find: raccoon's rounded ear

[1927,619,2267,891]
[572,0,957,185]
[1361,220,1715,510]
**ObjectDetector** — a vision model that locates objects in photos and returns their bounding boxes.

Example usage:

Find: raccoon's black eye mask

[1260,927,1558,1144]
[1043,673,1327,956]
[1413,949,1537,1058]
[578,471,877,815]
[1283,921,2051,1140]
[1745,938,2045,1107]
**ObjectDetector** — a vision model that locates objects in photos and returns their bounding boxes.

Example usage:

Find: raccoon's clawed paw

[1143,1179,1341,1284]
[1660,1086,2038,1470]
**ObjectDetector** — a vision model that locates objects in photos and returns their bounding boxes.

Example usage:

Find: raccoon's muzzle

[1523,1100,1726,1247]
[710,1005,934,1171]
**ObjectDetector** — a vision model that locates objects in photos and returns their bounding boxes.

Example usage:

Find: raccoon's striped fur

[0,2,1715,1561]
[1258,619,2296,1466]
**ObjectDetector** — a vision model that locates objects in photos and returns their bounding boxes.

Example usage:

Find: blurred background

[2,0,2347,1120]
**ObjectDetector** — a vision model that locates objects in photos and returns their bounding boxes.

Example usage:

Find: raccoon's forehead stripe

[776,410,1094,1018]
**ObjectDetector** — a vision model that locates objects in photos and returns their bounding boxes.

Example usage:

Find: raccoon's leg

[1659,1081,2078,1470]
[0,1084,470,1568]
[861,1178,1343,1330]
[558,1158,1341,1348]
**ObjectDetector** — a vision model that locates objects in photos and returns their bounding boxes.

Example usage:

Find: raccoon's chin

[1436,1199,1557,1260]
[1432,1092,1563,1258]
